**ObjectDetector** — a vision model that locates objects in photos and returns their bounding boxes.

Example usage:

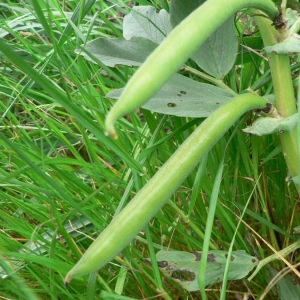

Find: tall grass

[0,0,299,299]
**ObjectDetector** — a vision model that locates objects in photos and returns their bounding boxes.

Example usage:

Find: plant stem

[255,14,299,185]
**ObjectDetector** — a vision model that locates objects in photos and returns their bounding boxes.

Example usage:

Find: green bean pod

[105,0,277,138]
[65,93,267,284]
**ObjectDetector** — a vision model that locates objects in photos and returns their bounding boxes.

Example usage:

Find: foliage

[147,250,258,291]
[0,0,300,299]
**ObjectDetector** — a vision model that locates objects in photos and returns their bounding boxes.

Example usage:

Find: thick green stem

[255,14,299,182]
[105,0,277,138]
[65,94,267,283]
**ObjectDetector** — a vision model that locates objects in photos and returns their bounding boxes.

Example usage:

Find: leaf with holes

[146,250,258,292]
[106,74,233,118]
[149,250,258,291]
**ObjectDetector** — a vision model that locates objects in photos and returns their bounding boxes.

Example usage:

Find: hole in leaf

[193,251,201,261]
[167,103,176,107]
[207,253,216,262]
[171,270,195,281]
[166,264,176,271]
[157,261,168,268]
[193,252,216,262]
[225,254,235,261]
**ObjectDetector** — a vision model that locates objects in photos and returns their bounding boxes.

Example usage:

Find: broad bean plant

[66,0,299,296]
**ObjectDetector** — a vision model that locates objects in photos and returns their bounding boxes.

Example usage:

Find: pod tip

[105,115,119,139]
[64,274,71,288]
[105,128,118,140]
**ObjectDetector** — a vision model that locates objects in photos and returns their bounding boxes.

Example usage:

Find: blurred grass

[0,0,299,299]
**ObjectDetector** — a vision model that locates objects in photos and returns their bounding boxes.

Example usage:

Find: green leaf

[123,6,172,43]
[242,114,298,136]
[151,250,258,291]
[76,37,158,67]
[170,0,205,28]
[286,8,299,29]
[171,1,237,78]
[191,16,238,78]
[268,267,300,299]
[264,34,300,55]
[106,74,233,118]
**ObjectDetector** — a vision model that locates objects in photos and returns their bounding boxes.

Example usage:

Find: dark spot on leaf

[252,258,258,263]
[157,261,168,268]
[177,94,182,97]
[180,90,187,95]
[143,259,151,265]
[216,102,220,104]
[167,102,176,107]
[166,264,176,271]
[225,254,235,261]
[171,270,196,281]
[193,252,216,262]
[193,251,202,261]
[207,253,216,262]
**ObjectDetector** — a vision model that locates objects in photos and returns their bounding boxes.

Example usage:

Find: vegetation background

[0,0,299,299]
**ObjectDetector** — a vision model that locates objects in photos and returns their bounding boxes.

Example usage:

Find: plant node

[271,7,287,30]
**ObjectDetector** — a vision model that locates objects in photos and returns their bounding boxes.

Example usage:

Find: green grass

[0,0,299,299]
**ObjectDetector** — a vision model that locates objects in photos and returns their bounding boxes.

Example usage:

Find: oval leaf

[76,37,157,67]
[170,0,205,28]
[123,6,172,43]
[106,74,233,118]
[151,250,258,291]
[269,267,300,299]
[190,15,238,78]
